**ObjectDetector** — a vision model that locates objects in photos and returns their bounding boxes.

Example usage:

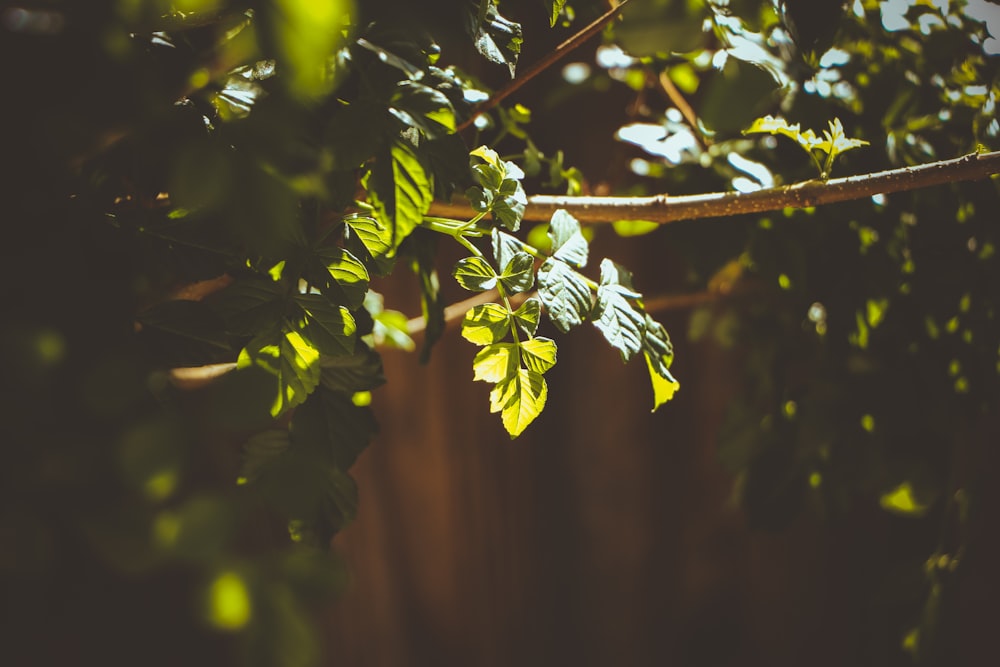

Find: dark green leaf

[468,1,523,78]
[492,229,524,271]
[409,233,445,363]
[319,343,386,393]
[292,388,377,472]
[390,80,457,138]
[537,258,592,332]
[492,177,527,231]
[499,251,535,294]
[593,284,645,361]
[210,279,286,338]
[240,428,291,484]
[462,303,512,345]
[548,209,588,267]
[137,299,233,353]
[453,256,498,291]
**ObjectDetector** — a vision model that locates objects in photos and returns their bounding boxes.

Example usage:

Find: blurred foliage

[1,0,998,665]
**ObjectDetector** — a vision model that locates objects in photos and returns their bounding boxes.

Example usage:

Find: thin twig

[429,150,1000,224]
[456,0,631,133]
[657,70,708,150]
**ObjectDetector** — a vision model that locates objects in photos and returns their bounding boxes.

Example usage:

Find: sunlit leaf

[238,328,321,417]
[547,0,568,27]
[453,256,498,291]
[369,140,434,248]
[462,303,512,345]
[270,0,353,101]
[520,337,557,374]
[344,214,392,259]
[309,246,370,309]
[473,342,517,382]
[513,297,541,336]
[491,368,547,437]
[643,314,679,411]
[293,294,357,357]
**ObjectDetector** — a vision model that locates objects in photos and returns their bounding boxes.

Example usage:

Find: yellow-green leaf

[491,368,547,437]
[462,303,511,345]
[645,351,680,411]
[473,343,517,383]
[520,337,557,374]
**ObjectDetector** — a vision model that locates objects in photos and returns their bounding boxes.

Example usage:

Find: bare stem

[429,150,1000,224]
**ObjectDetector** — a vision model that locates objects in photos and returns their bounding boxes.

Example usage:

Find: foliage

[1,0,998,665]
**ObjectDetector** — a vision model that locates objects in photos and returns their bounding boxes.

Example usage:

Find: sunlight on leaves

[453,256,499,291]
[206,571,252,630]
[880,481,932,517]
[537,258,592,333]
[462,303,512,345]
[238,329,322,417]
[491,368,547,437]
[473,343,517,383]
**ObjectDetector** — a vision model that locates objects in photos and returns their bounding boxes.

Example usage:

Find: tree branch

[456,0,631,133]
[429,150,1000,223]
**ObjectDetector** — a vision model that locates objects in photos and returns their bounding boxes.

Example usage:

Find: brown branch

[657,70,708,150]
[456,0,631,133]
[429,150,1000,224]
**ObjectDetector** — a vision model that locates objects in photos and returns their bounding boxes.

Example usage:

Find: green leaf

[599,257,641,297]
[537,258,592,333]
[210,279,286,338]
[390,80,457,138]
[499,251,535,294]
[269,0,352,101]
[453,256,498,291]
[319,344,386,393]
[137,299,233,354]
[293,294,357,357]
[292,388,377,472]
[369,140,434,248]
[520,337,557,374]
[547,0,568,27]
[410,234,445,363]
[490,368,547,437]
[492,176,527,231]
[344,214,392,259]
[240,428,291,484]
[469,1,523,78]
[473,343,518,382]
[548,209,588,267]
[643,314,679,411]
[462,303,512,345]
[492,229,524,271]
[513,297,541,336]
[593,285,646,361]
[644,351,680,411]
[237,328,322,417]
[308,246,370,309]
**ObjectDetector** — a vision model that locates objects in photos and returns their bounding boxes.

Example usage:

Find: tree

[1,0,997,665]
